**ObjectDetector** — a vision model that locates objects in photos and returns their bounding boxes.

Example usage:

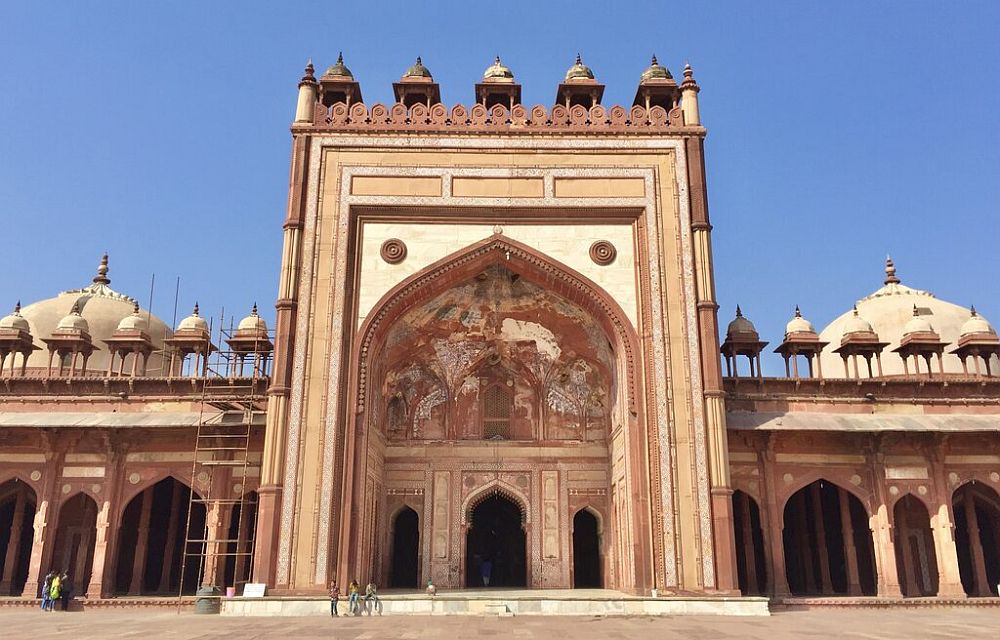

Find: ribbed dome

[177,303,209,332]
[961,307,995,337]
[785,306,815,335]
[56,303,90,332]
[819,258,979,375]
[404,56,432,79]
[842,306,875,336]
[17,255,173,374]
[726,306,759,338]
[0,302,30,332]
[116,302,149,332]
[565,54,595,81]
[483,56,514,80]
[237,303,268,333]
[640,55,672,81]
[323,52,353,79]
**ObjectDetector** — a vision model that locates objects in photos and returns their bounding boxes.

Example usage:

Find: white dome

[842,307,875,336]
[902,308,934,336]
[17,256,173,374]
[819,259,980,375]
[961,308,996,337]
[177,303,209,332]
[56,305,90,332]
[116,303,149,332]
[237,304,267,333]
[0,303,30,332]
[785,307,815,335]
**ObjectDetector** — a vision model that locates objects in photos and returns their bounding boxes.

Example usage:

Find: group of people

[40,571,73,612]
[328,580,382,616]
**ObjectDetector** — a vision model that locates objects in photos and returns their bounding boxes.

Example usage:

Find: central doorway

[572,509,602,588]
[465,494,526,588]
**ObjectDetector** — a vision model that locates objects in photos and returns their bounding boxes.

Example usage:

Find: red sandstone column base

[252,485,283,587]
[710,489,740,595]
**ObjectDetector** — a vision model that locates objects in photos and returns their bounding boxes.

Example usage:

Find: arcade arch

[953,482,1000,597]
[0,479,37,595]
[893,494,938,597]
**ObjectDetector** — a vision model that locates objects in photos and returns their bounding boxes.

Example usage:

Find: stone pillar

[85,499,111,598]
[0,489,27,594]
[761,442,789,596]
[201,502,224,588]
[838,488,862,596]
[810,483,832,593]
[158,482,183,593]
[128,487,154,595]
[962,491,989,597]
[869,447,903,598]
[21,452,61,598]
[929,501,967,597]
[738,492,758,593]
[794,492,816,592]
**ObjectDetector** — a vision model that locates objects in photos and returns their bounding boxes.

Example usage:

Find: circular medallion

[380,238,408,264]
[949,472,961,485]
[889,485,899,496]
[589,240,617,266]
[233,483,244,494]
[128,472,141,485]
[92,484,102,494]
[61,483,71,494]
[782,473,793,485]
[991,472,1000,483]
[917,485,928,495]
[197,471,210,484]
[850,474,862,486]
[30,470,41,482]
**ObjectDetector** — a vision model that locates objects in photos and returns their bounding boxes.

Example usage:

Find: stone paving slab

[2,608,1000,640]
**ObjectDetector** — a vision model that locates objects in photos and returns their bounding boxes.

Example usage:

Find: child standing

[329,581,341,617]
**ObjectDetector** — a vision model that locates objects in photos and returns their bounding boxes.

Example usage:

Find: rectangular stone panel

[61,466,106,478]
[553,177,645,198]
[452,177,543,198]
[351,176,441,197]
[885,466,929,480]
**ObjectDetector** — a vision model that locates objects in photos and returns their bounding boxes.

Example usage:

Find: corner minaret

[294,60,319,124]
[680,63,701,126]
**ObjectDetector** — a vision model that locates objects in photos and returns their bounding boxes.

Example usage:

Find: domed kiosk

[818,258,994,376]
[15,255,173,376]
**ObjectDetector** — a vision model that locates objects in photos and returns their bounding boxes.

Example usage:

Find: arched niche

[0,479,38,595]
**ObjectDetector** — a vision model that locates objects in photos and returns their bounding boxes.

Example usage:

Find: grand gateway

[0,55,998,607]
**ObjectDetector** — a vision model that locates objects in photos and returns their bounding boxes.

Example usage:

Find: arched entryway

[893,494,938,597]
[572,508,601,588]
[389,506,420,589]
[0,479,37,595]
[113,477,206,595]
[782,479,877,596]
[223,491,258,592]
[51,493,98,597]
[732,490,767,596]
[465,493,526,588]
[953,483,1000,597]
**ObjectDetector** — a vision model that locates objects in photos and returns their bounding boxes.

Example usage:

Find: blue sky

[1,2,997,373]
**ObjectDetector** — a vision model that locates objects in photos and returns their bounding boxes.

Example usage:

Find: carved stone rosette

[589,240,617,266]
[380,238,408,264]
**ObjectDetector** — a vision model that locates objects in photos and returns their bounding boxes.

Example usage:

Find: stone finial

[912,304,919,317]
[651,54,658,66]
[14,300,21,314]
[251,302,258,316]
[971,305,978,317]
[132,301,140,315]
[735,304,743,317]
[300,59,317,86]
[884,255,900,285]
[575,53,583,65]
[794,305,802,318]
[853,304,860,316]
[93,253,110,285]
[192,302,200,316]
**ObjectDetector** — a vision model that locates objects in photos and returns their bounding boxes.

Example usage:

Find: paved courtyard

[2,608,999,639]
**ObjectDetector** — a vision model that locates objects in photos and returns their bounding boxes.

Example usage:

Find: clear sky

[1,2,997,373]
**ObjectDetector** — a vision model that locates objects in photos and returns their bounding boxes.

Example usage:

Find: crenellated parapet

[304,100,688,133]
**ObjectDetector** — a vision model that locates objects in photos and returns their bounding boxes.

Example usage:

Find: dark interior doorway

[390,507,420,588]
[893,494,938,597]
[732,490,767,596]
[572,509,601,588]
[465,493,526,588]
[954,483,1000,597]
[0,480,37,596]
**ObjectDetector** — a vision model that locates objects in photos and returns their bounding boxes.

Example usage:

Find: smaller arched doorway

[0,480,37,595]
[893,494,938,597]
[953,483,1000,597]
[465,493,526,588]
[389,507,420,589]
[51,493,99,597]
[572,509,602,588]
[732,490,767,596]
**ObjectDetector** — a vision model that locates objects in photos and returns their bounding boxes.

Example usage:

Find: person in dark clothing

[59,573,72,611]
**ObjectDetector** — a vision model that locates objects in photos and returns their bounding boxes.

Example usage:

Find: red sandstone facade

[0,54,997,604]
